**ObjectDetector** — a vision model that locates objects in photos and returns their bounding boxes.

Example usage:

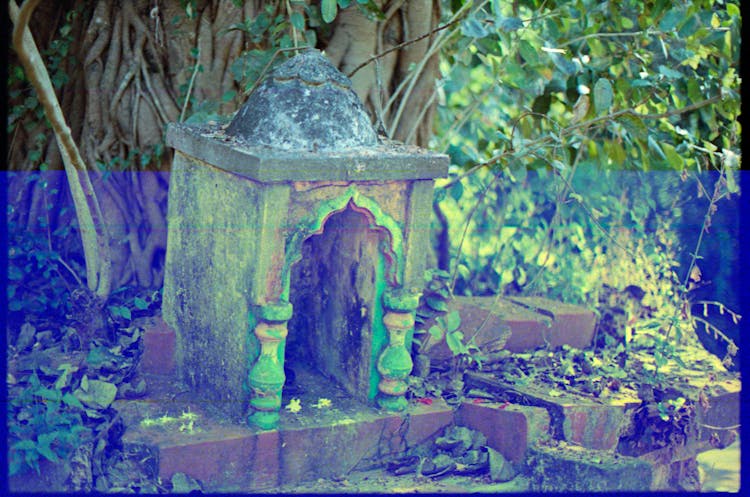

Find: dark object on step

[386,455,420,475]
[421,454,456,479]
[282,364,306,396]
[454,448,489,476]
[284,364,296,385]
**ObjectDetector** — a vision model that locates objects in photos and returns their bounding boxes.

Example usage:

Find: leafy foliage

[6,172,84,332]
[431,0,740,359]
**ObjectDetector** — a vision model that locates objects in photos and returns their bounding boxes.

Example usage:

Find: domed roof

[225,50,378,151]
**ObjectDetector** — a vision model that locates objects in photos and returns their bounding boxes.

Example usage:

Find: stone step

[420,295,596,359]
[116,375,455,492]
[136,294,599,377]
[127,313,739,492]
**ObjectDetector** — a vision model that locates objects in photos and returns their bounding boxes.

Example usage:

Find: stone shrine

[162,49,448,429]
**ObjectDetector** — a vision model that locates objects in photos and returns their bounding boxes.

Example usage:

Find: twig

[449,167,504,292]
[347,17,463,79]
[179,47,200,122]
[699,423,740,431]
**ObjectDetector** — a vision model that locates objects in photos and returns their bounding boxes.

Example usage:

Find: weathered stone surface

[166,124,449,182]
[456,401,550,464]
[162,155,274,420]
[696,389,740,447]
[527,442,655,492]
[421,296,597,360]
[509,296,597,350]
[226,50,377,151]
[138,316,176,375]
[163,51,447,428]
[119,388,453,492]
[559,403,633,450]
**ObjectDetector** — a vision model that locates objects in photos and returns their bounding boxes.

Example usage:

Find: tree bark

[7,0,443,292]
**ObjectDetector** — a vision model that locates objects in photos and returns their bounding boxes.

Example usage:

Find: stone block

[120,394,454,492]
[139,316,176,374]
[696,388,740,448]
[422,296,596,360]
[559,403,632,451]
[528,442,654,492]
[509,296,596,350]
[456,401,550,464]
[423,297,549,359]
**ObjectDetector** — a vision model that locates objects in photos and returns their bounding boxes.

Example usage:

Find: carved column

[377,289,421,411]
[247,302,293,430]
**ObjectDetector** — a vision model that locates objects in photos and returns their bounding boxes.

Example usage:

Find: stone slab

[527,442,655,492]
[167,124,449,183]
[422,296,596,360]
[465,371,640,449]
[456,401,550,464]
[695,386,740,448]
[509,296,597,350]
[138,316,176,374]
[559,403,633,451]
[118,388,453,492]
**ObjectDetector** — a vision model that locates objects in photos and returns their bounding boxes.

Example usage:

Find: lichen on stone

[226,49,378,152]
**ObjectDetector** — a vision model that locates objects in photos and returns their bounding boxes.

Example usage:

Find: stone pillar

[247,302,293,430]
[376,289,421,411]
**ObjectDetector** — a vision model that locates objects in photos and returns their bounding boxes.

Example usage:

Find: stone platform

[123,309,740,492]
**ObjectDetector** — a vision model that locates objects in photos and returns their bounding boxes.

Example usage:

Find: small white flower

[285,398,302,413]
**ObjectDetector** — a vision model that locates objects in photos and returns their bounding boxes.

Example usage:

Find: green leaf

[425,295,448,312]
[593,78,613,114]
[661,143,684,168]
[450,181,464,201]
[321,0,337,23]
[8,264,24,280]
[461,16,489,38]
[444,310,461,332]
[617,114,648,141]
[518,40,539,66]
[133,297,149,310]
[657,65,683,80]
[428,325,444,341]
[62,392,85,410]
[445,330,466,356]
[290,11,305,31]
[74,379,117,409]
[35,387,62,402]
[659,8,683,31]
[12,439,36,451]
[108,305,132,320]
[36,433,60,462]
[497,15,523,32]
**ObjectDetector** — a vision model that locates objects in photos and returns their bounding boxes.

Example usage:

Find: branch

[560,30,651,48]
[347,17,462,79]
[9,0,113,298]
[567,95,724,134]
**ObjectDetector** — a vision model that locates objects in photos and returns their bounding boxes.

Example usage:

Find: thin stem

[449,167,504,293]
[347,16,463,79]
[179,48,200,122]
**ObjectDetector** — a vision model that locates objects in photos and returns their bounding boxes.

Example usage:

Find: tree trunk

[7,0,442,291]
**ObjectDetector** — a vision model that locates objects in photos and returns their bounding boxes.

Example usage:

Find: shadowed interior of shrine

[287,206,389,405]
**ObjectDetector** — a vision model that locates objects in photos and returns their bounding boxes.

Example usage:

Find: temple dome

[225,49,378,152]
